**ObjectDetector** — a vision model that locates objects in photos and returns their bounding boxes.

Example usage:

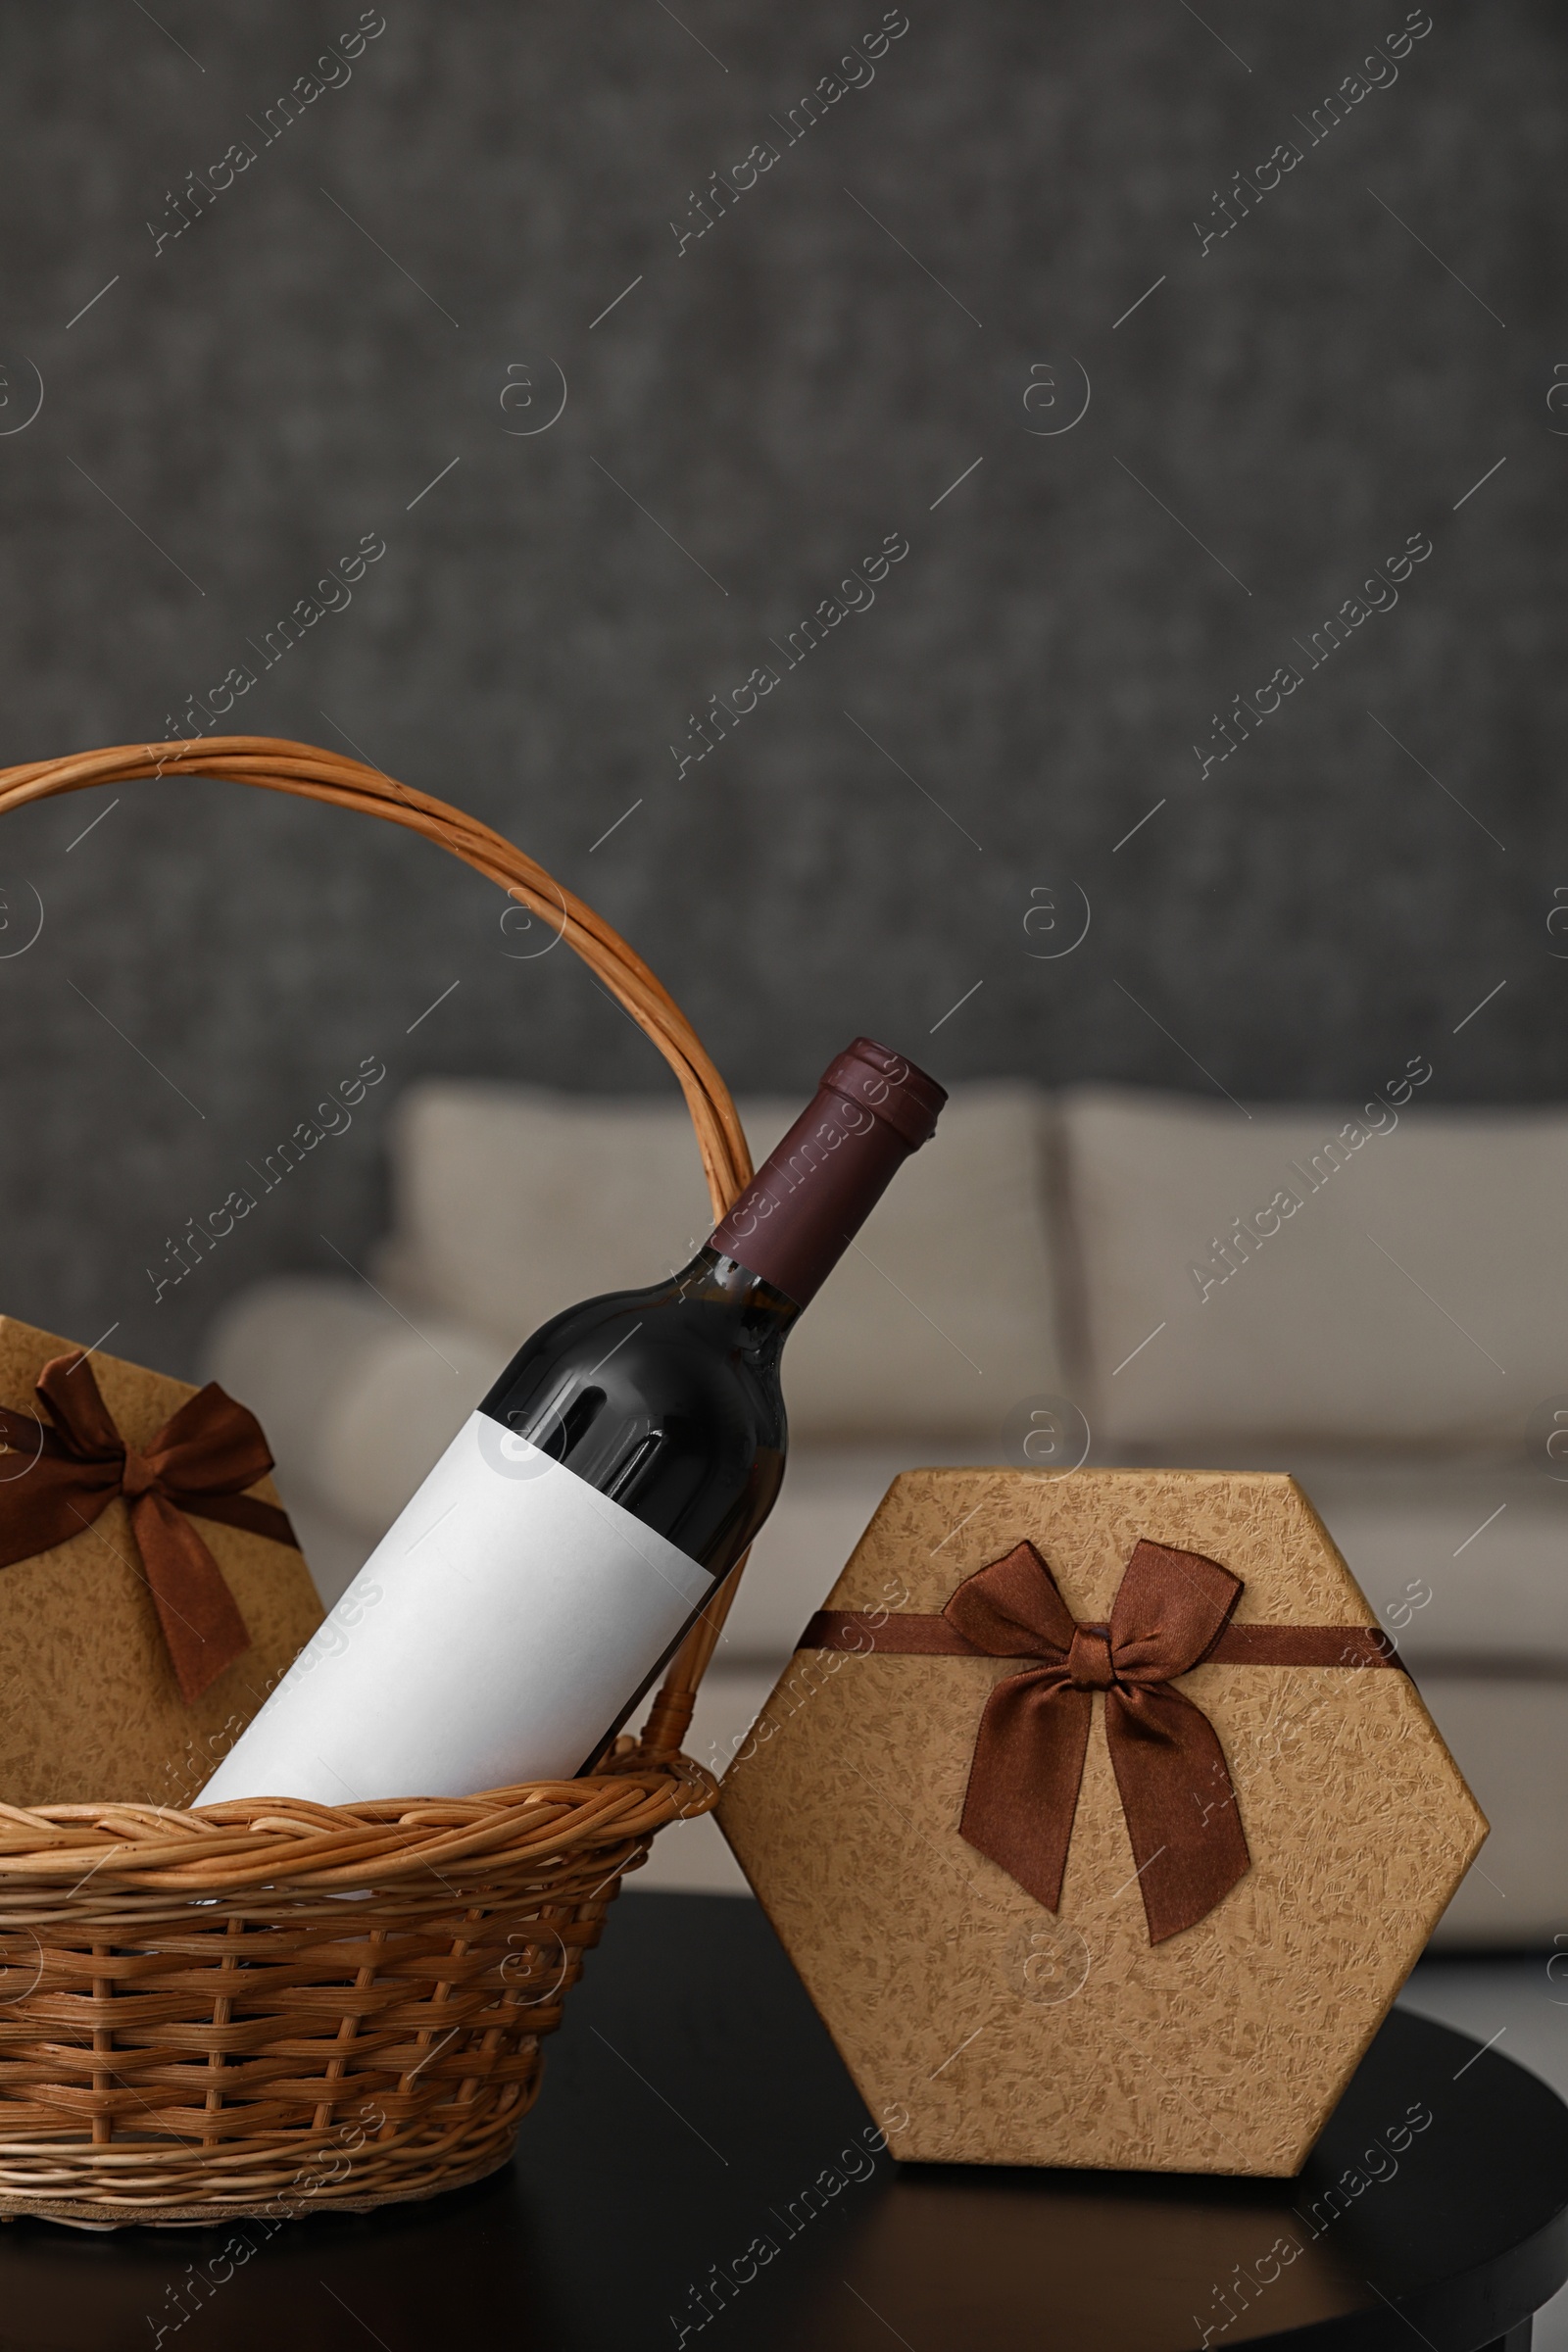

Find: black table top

[1,1893,1565,2352]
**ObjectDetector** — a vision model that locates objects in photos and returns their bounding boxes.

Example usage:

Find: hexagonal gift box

[716,1469,1487,2175]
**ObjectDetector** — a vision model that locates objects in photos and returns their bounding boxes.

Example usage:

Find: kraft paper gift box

[0,1316,323,1808]
[717,1467,1487,2177]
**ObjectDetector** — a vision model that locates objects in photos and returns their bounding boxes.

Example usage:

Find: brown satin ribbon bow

[802,1538,1400,1945]
[0,1353,299,1704]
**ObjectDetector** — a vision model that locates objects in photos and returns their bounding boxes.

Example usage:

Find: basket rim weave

[0,1752,720,1902]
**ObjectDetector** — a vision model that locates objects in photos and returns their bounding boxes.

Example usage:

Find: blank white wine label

[198,1412,713,1805]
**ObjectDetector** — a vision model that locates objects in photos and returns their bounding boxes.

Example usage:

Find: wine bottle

[199,1038,946,1805]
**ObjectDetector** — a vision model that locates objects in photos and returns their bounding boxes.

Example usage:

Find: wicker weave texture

[0,1753,714,2220]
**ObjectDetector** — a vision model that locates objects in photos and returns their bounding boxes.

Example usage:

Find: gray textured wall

[0,0,1559,1381]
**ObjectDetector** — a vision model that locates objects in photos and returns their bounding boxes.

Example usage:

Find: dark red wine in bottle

[201,1039,946,1803]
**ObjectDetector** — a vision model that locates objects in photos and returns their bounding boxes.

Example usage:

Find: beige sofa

[207,1078,1568,1945]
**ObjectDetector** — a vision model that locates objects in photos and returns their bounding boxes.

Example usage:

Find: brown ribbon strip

[800,1539,1401,1946]
[0,1354,299,1704]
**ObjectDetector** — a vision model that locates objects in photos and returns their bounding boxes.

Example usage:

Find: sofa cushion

[1406,1675,1568,1946]
[1063,1085,1568,1448]
[206,1277,508,1544]
[373,1079,1067,1437]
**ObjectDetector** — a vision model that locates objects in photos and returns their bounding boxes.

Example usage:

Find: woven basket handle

[0,736,753,1752]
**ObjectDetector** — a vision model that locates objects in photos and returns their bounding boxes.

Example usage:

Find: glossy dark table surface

[2,1893,1565,2351]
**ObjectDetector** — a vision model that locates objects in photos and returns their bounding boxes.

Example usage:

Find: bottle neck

[707,1081,920,1310]
[674,1246,804,1336]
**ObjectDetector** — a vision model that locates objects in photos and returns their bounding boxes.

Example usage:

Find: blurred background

[0,1,1559,1374]
[2,0,1567,2255]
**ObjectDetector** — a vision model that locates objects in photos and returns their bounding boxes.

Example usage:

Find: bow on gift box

[0,1352,300,1704]
[802,1538,1401,1945]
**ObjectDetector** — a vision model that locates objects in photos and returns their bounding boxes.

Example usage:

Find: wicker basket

[0,736,754,2227]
